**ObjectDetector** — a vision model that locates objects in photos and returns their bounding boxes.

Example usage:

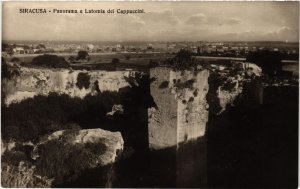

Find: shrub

[76,72,91,89]
[163,49,199,70]
[68,56,76,63]
[35,136,107,185]
[31,54,70,68]
[149,60,159,68]
[221,81,237,92]
[11,57,20,63]
[125,54,131,60]
[1,163,35,188]
[111,58,120,70]
[1,162,51,188]
[76,51,89,61]
[159,81,169,89]
[246,50,283,76]
[1,92,121,142]
[1,60,20,79]
[2,151,28,166]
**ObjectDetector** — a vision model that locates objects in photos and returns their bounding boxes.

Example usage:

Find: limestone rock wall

[148,67,178,149]
[170,70,209,145]
[148,67,210,149]
[2,67,140,105]
[148,65,260,149]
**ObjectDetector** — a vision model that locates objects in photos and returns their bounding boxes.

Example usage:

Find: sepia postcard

[1,1,299,188]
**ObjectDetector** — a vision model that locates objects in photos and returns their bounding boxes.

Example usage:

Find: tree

[111,58,120,70]
[175,49,192,63]
[76,51,90,61]
[68,56,76,63]
[2,43,9,52]
[1,57,20,80]
[11,57,20,63]
[125,54,131,60]
[37,44,46,49]
[246,50,283,76]
[167,49,197,70]
[31,54,70,68]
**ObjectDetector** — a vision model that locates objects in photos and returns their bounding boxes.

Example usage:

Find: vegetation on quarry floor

[1,71,153,187]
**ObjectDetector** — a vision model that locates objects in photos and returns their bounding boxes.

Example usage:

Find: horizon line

[2,40,299,44]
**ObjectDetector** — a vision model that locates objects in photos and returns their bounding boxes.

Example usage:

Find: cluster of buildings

[2,43,50,56]
[168,42,298,57]
[2,41,298,58]
[2,42,159,56]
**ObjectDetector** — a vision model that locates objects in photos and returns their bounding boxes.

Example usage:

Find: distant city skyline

[3,2,299,42]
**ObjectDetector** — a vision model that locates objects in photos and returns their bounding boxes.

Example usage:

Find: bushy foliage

[111,58,120,70]
[76,51,90,61]
[1,162,35,188]
[35,134,107,185]
[246,50,283,76]
[76,72,91,89]
[11,57,21,63]
[1,58,20,79]
[125,54,131,60]
[162,49,198,70]
[31,54,70,68]
[149,60,159,68]
[2,92,121,142]
[2,150,28,166]
[175,49,192,63]
[68,56,76,63]
[94,63,118,71]
[1,161,52,188]
[221,80,237,92]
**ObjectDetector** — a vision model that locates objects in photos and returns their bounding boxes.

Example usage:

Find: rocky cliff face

[149,63,261,150]
[148,67,179,149]
[148,67,210,149]
[2,66,141,105]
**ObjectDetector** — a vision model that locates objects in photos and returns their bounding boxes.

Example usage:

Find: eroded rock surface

[148,63,262,149]
[2,66,142,105]
[32,128,124,166]
[148,67,210,149]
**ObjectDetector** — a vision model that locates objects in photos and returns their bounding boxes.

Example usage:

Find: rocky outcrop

[148,68,178,149]
[32,128,124,166]
[148,63,262,149]
[148,67,210,149]
[2,66,142,105]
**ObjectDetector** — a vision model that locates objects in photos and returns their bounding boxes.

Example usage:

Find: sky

[2,1,299,42]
